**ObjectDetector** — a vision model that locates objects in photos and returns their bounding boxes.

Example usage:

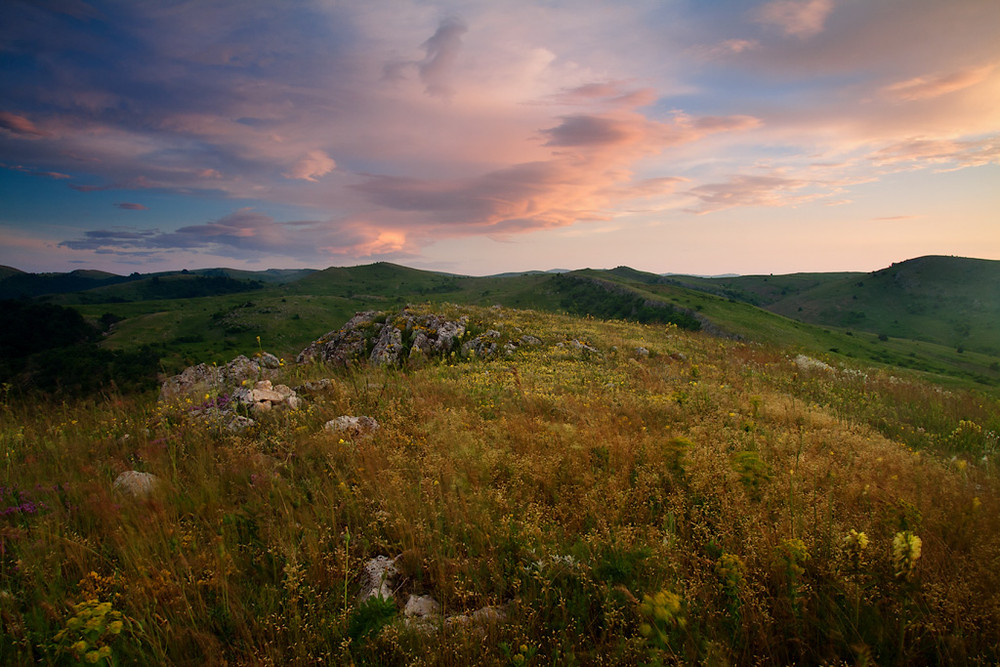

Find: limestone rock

[461,329,500,358]
[299,310,492,368]
[359,556,398,601]
[226,415,255,432]
[232,380,301,414]
[159,354,276,402]
[794,354,834,373]
[294,378,337,396]
[325,415,380,437]
[297,311,380,366]
[113,471,159,498]
[557,339,598,354]
[257,352,281,369]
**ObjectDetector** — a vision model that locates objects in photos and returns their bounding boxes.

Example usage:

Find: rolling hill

[4,257,999,394]
[668,256,1000,356]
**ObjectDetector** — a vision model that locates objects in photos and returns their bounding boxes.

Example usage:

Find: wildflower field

[2,305,998,665]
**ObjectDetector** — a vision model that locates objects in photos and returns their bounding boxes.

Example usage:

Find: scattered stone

[359,556,399,602]
[113,471,159,498]
[325,415,380,437]
[519,334,543,347]
[232,380,301,414]
[257,352,282,369]
[403,595,442,632]
[444,604,509,630]
[294,378,337,396]
[404,594,442,618]
[557,339,598,354]
[794,354,834,373]
[226,415,256,432]
[462,329,501,358]
[635,346,650,358]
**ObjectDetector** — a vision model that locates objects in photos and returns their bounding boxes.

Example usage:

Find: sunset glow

[1,0,998,275]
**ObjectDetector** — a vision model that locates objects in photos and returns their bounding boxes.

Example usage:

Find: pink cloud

[352,103,759,238]
[870,137,1000,169]
[0,111,47,138]
[115,202,148,210]
[753,0,835,38]
[884,64,996,101]
[283,150,336,182]
[383,17,468,98]
[419,17,467,97]
[687,174,821,213]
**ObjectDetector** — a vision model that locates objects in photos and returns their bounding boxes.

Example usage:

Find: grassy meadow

[2,304,999,665]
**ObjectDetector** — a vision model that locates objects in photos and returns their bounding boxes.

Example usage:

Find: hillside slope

[671,256,1000,355]
[2,304,998,664]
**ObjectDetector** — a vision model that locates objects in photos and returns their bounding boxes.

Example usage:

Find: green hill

[6,257,998,393]
[670,256,1000,356]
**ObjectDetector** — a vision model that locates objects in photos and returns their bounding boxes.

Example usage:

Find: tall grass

[2,305,998,664]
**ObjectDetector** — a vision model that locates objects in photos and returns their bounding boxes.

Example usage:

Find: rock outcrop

[297,309,538,368]
[159,353,276,402]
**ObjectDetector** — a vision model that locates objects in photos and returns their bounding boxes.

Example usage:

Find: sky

[1,0,998,277]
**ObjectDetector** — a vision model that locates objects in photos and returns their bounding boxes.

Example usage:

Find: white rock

[325,415,380,437]
[113,471,159,498]
[359,556,398,601]
[404,594,441,618]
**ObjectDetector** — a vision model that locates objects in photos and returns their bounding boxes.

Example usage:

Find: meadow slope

[2,305,998,665]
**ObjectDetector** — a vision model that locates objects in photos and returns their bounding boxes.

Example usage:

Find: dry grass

[1,305,998,665]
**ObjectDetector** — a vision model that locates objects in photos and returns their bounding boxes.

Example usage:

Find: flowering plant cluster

[52,599,127,664]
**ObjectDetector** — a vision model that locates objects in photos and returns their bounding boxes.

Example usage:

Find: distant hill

[0,266,315,301]
[670,256,1000,356]
[8,256,1000,391]
[0,265,24,280]
[0,269,137,299]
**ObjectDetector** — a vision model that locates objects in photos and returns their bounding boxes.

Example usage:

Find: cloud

[2,162,70,179]
[283,150,336,182]
[542,115,638,147]
[354,105,759,235]
[115,202,147,210]
[381,16,468,97]
[870,136,1000,169]
[884,64,996,101]
[551,82,658,109]
[0,111,47,137]
[57,209,414,263]
[693,38,760,59]
[687,174,821,213]
[419,17,468,97]
[753,0,834,38]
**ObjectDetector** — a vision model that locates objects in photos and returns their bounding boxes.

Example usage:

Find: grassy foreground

[2,305,999,665]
